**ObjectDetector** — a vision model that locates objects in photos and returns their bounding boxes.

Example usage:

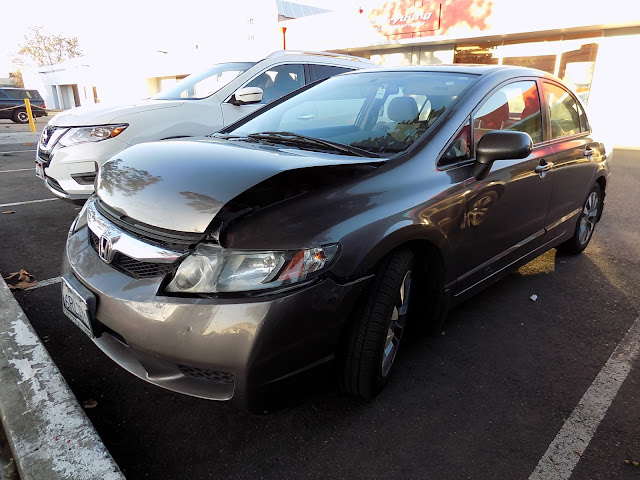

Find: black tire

[11,109,29,124]
[341,249,415,399]
[557,184,602,254]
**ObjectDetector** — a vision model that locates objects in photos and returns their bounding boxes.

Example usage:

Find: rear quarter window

[309,64,354,83]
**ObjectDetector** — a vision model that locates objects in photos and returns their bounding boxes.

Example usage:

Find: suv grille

[177,364,235,385]
[45,177,66,195]
[89,230,177,279]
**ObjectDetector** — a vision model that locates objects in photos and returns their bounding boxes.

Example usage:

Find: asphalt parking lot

[1,118,639,479]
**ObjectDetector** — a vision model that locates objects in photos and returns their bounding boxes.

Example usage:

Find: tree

[14,26,83,67]
[9,70,24,88]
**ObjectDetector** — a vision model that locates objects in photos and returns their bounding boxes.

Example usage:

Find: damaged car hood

[96,137,385,233]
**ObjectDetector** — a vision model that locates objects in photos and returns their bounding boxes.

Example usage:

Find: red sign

[368,2,441,36]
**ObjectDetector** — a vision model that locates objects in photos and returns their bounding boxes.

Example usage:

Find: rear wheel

[341,249,415,399]
[11,109,29,124]
[557,184,602,254]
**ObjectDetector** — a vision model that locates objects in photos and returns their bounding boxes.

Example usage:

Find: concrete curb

[0,278,124,480]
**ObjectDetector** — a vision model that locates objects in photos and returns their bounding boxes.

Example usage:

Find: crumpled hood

[49,99,185,126]
[96,137,384,233]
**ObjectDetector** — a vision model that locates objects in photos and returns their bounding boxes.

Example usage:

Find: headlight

[58,124,128,147]
[165,244,339,294]
[68,198,91,235]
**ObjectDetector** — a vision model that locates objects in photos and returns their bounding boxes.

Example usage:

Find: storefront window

[454,33,601,104]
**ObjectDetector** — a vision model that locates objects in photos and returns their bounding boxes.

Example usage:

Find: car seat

[387,96,420,143]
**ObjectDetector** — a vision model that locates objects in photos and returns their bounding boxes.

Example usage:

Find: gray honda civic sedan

[62,65,609,408]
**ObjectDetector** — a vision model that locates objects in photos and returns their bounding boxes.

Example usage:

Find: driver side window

[245,64,305,105]
[474,81,542,145]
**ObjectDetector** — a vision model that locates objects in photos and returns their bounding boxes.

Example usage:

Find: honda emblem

[98,234,115,263]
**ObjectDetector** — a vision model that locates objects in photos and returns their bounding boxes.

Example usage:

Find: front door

[455,80,554,295]
[221,64,306,126]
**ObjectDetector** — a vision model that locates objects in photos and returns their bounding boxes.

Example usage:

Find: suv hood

[96,137,385,234]
[49,99,185,126]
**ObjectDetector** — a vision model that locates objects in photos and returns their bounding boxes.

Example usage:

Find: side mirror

[229,87,263,106]
[473,130,533,180]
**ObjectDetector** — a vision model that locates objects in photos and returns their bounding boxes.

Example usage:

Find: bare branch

[14,26,83,67]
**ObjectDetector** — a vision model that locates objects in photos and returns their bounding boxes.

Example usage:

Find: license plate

[62,277,94,337]
[35,160,44,179]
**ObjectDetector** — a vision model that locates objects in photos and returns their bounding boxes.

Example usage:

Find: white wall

[586,30,640,149]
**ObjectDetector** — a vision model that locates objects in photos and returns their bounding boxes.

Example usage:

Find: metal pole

[23,98,36,133]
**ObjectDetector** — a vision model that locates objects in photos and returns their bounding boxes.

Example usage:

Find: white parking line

[0,168,33,173]
[0,198,57,208]
[530,315,640,479]
[0,150,36,154]
[22,277,61,291]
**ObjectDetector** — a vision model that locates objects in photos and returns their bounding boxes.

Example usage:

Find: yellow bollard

[23,98,36,133]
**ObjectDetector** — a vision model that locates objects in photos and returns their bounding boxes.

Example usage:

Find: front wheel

[341,249,415,399]
[557,184,602,254]
[11,109,29,124]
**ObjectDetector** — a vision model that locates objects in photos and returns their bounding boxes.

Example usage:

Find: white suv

[36,51,373,203]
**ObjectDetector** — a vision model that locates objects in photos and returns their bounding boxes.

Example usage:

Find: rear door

[541,81,602,236]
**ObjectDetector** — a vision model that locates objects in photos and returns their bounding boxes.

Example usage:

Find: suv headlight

[58,124,128,147]
[165,243,339,294]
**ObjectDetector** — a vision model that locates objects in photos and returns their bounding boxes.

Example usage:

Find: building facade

[285,0,640,148]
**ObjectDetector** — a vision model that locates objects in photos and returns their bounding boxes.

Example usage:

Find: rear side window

[474,80,543,144]
[309,64,353,83]
[0,91,8,99]
[543,82,583,139]
[1,90,39,99]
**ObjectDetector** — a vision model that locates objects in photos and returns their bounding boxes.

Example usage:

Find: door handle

[534,160,554,174]
[297,114,315,120]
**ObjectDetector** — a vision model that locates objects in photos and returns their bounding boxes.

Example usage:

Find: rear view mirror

[473,131,533,180]
[230,87,263,106]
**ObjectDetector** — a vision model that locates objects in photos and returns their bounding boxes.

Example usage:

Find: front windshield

[225,70,477,156]
[153,62,255,100]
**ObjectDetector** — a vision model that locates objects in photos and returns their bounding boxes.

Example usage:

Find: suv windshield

[225,71,477,156]
[153,62,255,100]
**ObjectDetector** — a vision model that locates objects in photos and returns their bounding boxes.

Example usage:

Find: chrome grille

[89,230,178,279]
[95,198,203,250]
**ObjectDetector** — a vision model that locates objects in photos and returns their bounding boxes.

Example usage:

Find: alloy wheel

[382,270,412,377]
[578,191,599,246]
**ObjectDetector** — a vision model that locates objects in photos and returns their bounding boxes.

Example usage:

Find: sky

[0,0,358,77]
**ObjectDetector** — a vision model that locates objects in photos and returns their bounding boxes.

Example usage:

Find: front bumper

[36,137,129,203]
[63,225,370,407]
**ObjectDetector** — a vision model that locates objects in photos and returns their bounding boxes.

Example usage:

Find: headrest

[387,96,419,123]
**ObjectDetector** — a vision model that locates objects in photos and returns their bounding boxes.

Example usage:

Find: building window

[454,33,601,104]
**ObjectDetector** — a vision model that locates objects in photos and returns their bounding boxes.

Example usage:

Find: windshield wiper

[245,131,382,158]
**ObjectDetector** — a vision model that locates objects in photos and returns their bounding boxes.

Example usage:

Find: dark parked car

[62,65,609,408]
[0,87,47,123]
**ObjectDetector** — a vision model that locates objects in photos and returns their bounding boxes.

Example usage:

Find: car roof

[264,50,374,65]
[344,64,553,78]
[0,87,40,91]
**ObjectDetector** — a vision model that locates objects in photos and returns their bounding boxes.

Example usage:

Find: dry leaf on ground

[3,269,37,290]
[81,399,98,409]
